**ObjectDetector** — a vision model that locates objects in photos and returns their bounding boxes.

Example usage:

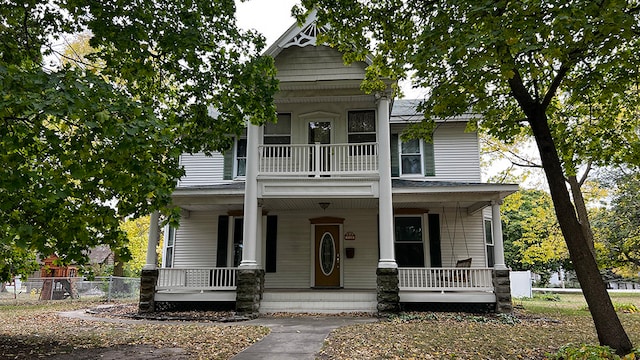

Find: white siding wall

[172,211,218,267]
[264,209,379,289]
[432,122,482,182]
[177,152,225,187]
[274,46,367,82]
[436,208,486,267]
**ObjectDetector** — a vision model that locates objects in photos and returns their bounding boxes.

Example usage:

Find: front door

[314,224,341,287]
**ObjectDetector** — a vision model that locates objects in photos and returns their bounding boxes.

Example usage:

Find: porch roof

[391,179,518,213]
[172,180,518,212]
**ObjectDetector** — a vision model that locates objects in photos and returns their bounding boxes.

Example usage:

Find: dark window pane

[236,139,247,157]
[233,218,243,267]
[395,243,425,267]
[165,248,173,268]
[487,245,495,267]
[263,136,291,145]
[401,139,420,154]
[236,159,246,176]
[308,122,331,144]
[484,219,493,244]
[348,133,377,143]
[265,114,291,134]
[395,217,422,241]
[348,110,376,132]
[401,155,421,174]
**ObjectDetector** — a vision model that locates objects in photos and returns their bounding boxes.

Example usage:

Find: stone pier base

[236,269,264,317]
[376,267,400,315]
[493,269,513,313]
[138,269,158,313]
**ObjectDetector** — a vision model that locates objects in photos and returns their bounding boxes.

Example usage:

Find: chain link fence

[0,276,140,303]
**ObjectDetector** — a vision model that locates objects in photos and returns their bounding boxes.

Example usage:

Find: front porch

[152,267,498,311]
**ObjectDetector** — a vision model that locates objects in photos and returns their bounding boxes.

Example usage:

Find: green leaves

[0,0,278,280]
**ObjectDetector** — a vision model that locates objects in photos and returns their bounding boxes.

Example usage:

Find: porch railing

[258,143,378,177]
[398,268,494,291]
[157,268,237,291]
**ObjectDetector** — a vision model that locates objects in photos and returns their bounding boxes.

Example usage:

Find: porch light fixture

[318,202,330,210]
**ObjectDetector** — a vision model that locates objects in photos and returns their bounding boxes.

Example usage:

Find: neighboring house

[140,14,518,314]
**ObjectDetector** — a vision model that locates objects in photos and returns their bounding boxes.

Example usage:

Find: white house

[139,15,518,315]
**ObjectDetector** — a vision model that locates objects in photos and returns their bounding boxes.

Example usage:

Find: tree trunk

[567,175,596,259]
[113,252,124,277]
[528,108,632,355]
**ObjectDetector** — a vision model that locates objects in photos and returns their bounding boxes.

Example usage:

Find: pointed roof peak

[264,10,322,57]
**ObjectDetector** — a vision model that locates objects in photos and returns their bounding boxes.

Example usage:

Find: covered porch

[142,180,517,313]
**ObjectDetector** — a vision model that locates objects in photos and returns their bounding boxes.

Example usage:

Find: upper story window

[264,113,292,145]
[235,138,247,177]
[391,134,435,177]
[348,110,376,143]
[400,139,422,175]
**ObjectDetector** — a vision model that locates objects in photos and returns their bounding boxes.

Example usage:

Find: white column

[377,92,397,269]
[143,211,160,270]
[256,206,264,267]
[492,200,507,270]
[240,123,260,269]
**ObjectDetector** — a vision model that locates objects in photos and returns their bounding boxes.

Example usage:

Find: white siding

[177,152,225,187]
[264,209,378,289]
[432,122,482,182]
[436,208,486,267]
[274,46,367,82]
[172,211,218,267]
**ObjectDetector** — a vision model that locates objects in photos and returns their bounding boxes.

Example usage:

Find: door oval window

[319,232,336,276]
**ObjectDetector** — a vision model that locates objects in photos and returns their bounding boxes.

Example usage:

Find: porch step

[260,290,377,314]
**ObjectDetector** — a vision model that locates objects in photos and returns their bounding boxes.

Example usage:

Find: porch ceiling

[171,180,518,212]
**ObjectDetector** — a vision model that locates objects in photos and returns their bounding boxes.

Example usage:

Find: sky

[235,0,426,99]
[236,0,301,48]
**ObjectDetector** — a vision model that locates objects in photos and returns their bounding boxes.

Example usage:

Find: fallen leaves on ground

[0,301,269,359]
[317,310,640,360]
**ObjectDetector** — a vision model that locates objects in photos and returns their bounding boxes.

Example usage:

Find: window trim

[394,215,427,267]
[484,218,495,267]
[399,138,423,177]
[234,137,247,179]
[163,226,175,268]
[347,109,377,144]
[263,113,292,145]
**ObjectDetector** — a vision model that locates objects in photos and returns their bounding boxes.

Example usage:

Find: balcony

[258,143,378,177]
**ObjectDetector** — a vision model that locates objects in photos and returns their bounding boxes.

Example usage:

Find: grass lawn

[0,299,269,359]
[318,292,640,360]
[0,293,638,359]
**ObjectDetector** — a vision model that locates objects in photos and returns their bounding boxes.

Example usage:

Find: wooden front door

[314,224,341,287]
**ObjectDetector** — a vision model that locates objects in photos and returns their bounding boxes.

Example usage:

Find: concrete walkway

[233,317,376,360]
[59,308,377,360]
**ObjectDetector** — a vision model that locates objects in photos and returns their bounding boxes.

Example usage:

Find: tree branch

[578,161,593,187]
[541,63,571,109]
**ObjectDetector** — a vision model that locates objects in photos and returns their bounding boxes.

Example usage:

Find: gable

[274,45,367,83]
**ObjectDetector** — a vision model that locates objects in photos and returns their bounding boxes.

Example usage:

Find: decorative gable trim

[282,22,323,49]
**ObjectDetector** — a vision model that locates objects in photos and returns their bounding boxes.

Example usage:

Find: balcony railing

[157,268,237,291]
[258,143,378,177]
[398,268,494,291]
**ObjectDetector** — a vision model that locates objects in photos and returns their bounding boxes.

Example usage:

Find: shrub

[613,303,639,313]
[550,344,640,360]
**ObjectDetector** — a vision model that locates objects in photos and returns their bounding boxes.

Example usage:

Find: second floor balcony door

[308,121,331,175]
